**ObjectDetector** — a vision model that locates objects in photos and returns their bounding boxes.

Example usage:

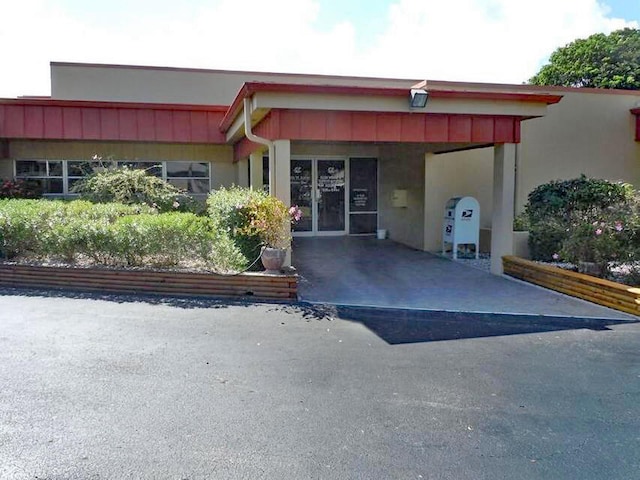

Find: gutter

[243,97,275,193]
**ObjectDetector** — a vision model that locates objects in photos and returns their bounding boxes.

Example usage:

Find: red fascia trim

[232,109,526,161]
[0,97,229,113]
[430,90,562,104]
[219,82,563,133]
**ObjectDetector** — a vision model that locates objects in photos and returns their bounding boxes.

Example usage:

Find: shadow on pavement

[334,305,638,344]
[1,287,636,343]
[0,287,336,320]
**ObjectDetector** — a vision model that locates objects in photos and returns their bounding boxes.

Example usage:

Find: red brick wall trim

[0,263,298,300]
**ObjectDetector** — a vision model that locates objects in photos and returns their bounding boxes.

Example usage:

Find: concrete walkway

[292,237,637,320]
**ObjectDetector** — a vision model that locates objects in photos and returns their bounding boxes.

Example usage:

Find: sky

[1,0,639,98]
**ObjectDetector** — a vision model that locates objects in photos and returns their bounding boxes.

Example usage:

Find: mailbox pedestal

[442,196,480,259]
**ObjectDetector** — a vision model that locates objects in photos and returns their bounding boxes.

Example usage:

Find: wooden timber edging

[0,263,298,301]
[503,255,640,316]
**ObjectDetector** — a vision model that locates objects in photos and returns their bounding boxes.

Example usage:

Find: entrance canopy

[220,81,562,275]
[220,81,562,161]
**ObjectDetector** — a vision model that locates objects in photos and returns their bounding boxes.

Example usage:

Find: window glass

[349,158,377,212]
[118,161,162,177]
[48,161,63,177]
[16,160,48,177]
[167,178,210,194]
[68,161,106,177]
[166,161,209,178]
[14,158,211,197]
[28,178,64,195]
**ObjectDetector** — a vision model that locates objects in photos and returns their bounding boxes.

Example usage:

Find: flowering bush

[71,165,197,213]
[0,179,41,199]
[559,216,632,277]
[237,197,302,249]
[207,187,302,268]
[525,175,634,260]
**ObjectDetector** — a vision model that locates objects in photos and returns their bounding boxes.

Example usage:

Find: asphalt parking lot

[1,289,639,479]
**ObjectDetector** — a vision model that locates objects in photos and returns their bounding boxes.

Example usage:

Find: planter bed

[0,262,298,301]
[503,255,640,316]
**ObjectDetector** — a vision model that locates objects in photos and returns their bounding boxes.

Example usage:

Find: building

[1,62,639,274]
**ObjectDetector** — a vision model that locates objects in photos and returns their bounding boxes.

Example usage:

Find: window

[13,159,211,198]
[165,161,210,196]
[15,160,64,195]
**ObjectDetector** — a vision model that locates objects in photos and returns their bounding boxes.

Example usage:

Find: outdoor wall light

[410,88,429,108]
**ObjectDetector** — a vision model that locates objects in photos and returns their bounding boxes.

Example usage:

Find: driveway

[0,290,638,479]
[293,237,636,320]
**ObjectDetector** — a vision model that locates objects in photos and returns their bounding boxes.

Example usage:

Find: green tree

[530,28,640,89]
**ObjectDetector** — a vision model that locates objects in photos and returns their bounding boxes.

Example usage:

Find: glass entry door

[291,158,346,235]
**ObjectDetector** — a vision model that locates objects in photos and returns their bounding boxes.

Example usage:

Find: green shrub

[207,187,268,267]
[71,166,197,213]
[526,174,633,223]
[525,175,636,261]
[0,199,246,272]
[560,217,631,277]
[528,219,567,261]
[0,199,154,260]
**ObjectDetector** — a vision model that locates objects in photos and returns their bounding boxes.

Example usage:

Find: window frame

[13,159,212,198]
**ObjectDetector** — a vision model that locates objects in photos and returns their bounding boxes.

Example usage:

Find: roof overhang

[0,98,229,143]
[220,81,563,142]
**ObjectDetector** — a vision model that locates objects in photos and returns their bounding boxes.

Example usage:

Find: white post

[273,140,292,267]
[236,158,249,187]
[249,152,264,191]
[491,143,516,275]
[272,140,291,208]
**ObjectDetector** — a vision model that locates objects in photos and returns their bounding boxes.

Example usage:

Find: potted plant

[238,196,302,273]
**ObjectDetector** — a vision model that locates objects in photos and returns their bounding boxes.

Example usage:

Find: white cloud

[361,0,637,83]
[0,0,636,97]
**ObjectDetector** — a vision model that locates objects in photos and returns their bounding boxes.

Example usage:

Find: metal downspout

[243,97,275,194]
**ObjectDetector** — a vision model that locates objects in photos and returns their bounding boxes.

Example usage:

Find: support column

[423,152,440,252]
[236,157,249,188]
[249,152,264,190]
[273,139,291,267]
[491,143,516,275]
[272,140,291,207]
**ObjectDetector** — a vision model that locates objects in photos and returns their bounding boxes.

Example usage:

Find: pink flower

[595,228,603,236]
[289,205,303,222]
[615,221,623,232]
[552,253,559,260]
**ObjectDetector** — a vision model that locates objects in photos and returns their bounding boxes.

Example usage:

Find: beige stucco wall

[421,148,494,252]
[517,90,640,211]
[432,89,640,223]
[51,63,419,105]
[378,145,426,250]
[0,160,12,180]
[8,140,236,189]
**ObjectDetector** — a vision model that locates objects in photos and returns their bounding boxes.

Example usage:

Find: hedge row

[0,199,245,271]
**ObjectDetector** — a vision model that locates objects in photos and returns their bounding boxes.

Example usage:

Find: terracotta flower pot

[261,247,287,274]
